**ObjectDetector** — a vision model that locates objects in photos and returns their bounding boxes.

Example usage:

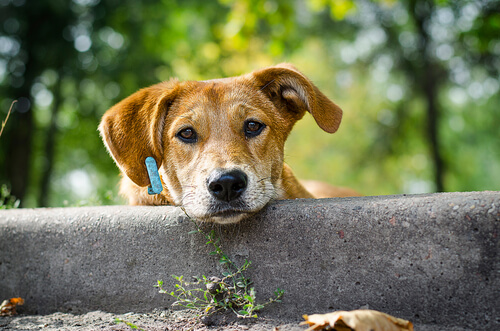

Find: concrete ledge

[0,192,499,329]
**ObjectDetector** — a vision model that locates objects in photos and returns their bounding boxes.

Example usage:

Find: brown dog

[99,63,359,224]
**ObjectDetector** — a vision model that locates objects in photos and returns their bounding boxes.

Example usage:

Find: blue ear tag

[145,157,163,195]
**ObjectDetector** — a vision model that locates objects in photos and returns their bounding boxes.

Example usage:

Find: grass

[114,318,145,331]
[156,218,284,319]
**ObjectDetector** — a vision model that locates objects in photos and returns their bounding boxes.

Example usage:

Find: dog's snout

[208,170,248,202]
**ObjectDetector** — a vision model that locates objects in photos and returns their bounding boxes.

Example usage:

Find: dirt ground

[0,309,473,330]
[0,309,306,331]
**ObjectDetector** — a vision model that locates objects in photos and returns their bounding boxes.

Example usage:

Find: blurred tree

[0,0,79,205]
[0,0,498,207]
[370,0,500,192]
[369,0,500,192]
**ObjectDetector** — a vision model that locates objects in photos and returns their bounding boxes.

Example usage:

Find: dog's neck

[279,164,314,199]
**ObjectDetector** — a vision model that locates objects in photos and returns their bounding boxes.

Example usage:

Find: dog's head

[99,64,342,224]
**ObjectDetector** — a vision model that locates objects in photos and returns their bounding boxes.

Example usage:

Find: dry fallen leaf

[0,297,25,316]
[301,309,413,331]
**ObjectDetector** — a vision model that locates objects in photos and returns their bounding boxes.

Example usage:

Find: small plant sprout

[0,100,16,138]
[156,219,284,319]
[114,318,145,331]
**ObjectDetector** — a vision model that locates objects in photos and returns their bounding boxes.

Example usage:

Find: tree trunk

[38,73,62,207]
[7,67,35,205]
[409,0,446,192]
[423,62,444,192]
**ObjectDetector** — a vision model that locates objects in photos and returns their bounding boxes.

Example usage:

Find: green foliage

[0,0,498,206]
[0,184,20,209]
[156,221,284,319]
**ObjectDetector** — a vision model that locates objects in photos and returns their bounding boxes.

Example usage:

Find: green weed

[156,220,284,319]
[114,318,145,331]
[0,184,20,209]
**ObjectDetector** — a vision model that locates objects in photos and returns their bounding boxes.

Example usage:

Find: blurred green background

[0,0,498,208]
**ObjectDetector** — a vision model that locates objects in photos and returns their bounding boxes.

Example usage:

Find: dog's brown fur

[99,63,359,224]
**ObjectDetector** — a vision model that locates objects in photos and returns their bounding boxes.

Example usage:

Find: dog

[99,63,359,224]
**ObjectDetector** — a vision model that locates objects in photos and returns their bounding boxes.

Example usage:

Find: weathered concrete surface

[0,192,498,330]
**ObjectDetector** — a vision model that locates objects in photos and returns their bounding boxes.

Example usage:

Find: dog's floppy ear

[252,63,342,133]
[99,80,180,187]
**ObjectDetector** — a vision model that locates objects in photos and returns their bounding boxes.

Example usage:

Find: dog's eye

[244,121,265,138]
[176,128,197,143]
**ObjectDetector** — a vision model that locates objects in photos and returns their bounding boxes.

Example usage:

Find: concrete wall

[0,192,498,329]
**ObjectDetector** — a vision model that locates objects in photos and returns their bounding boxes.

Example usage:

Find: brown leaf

[0,297,25,316]
[301,309,413,331]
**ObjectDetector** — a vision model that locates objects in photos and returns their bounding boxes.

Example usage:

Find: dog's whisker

[259,79,275,92]
[256,176,272,183]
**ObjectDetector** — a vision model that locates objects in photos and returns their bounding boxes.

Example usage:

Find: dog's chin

[183,195,269,224]
[204,210,252,224]
[182,204,254,224]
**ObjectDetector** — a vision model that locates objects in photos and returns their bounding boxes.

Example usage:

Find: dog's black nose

[208,170,248,202]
